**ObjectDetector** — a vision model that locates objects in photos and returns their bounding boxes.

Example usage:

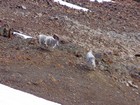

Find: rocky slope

[0,0,140,105]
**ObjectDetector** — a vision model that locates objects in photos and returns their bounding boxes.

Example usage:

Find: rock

[59,36,72,44]
[16,5,27,10]
[49,16,59,21]
[130,71,140,82]
[36,13,42,17]
[21,5,27,10]
[101,52,113,64]
[0,24,13,38]
[74,52,83,58]
[135,54,140,57]
[95,53,102,59]
[127,80,138,89]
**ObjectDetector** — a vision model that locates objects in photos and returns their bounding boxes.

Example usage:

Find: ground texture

[0,0,140,105]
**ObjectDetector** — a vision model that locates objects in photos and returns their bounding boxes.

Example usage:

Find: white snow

[54,0,89,12]
[13,32,33,39]
[0,84,61,105]
[90,0,114,3]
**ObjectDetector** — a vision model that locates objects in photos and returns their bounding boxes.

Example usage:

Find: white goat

[38,34,59,49]
[86,50,96,69]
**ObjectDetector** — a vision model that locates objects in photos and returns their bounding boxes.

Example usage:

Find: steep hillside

[0,0,140,105]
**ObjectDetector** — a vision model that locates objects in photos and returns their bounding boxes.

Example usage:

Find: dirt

[0,0,140,105]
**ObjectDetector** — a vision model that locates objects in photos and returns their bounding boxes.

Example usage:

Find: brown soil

[0,0,140,105]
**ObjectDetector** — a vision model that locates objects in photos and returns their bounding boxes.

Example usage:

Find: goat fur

[38,34,59,49]
[86,50,96,68]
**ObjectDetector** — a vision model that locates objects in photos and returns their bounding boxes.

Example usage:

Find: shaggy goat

[86,50,96,69]
[38,34,59,49]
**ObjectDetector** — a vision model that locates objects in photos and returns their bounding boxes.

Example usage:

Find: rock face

[0,0,140,105]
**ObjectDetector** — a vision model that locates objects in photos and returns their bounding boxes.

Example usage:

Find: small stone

[16,5,27,10]
[127,80,138,89]
[37,13,42,17]
[21,5,27,10]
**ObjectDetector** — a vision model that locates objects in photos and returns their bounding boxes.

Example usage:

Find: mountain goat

[86,50,96,69]
[38,34,59,49]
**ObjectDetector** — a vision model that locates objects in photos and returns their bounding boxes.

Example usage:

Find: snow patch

[54,0,89,12]
[0,84,61,105]
[13,32,33,39]
[90,0,114,3]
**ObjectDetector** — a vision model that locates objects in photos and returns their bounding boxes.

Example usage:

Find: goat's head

[53,34,59,41]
